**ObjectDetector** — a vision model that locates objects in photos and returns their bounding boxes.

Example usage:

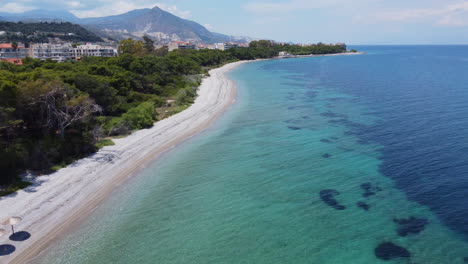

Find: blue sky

[2,0,468,44]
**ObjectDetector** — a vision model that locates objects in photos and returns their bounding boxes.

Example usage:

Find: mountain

[80,7,232,43]
[0,7,249,44]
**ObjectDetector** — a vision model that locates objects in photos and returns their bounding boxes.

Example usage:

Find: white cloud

[0,2,36,13]
[437,15,468,26]
[160,4,191,19]
[362,1,468,27]
[204,24,214,30]
[68,1,82,8]
[252,15,293,24]
[71,1,153,17]
[0,0,192,19]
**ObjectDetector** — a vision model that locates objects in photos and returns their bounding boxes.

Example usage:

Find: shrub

[122,101,157,130]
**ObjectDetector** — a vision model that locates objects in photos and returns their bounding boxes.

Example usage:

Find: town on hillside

[0,39,251,65]
[0,39,347,65]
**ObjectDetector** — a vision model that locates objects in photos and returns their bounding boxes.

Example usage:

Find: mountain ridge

[0,7,251,44]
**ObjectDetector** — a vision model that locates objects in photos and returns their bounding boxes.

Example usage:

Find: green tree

[18,79,101,138]
[143,36,155,53]
[122,101,156,129]
[249,40,274,48]
[11,42,18,58]
[118,38,147,57]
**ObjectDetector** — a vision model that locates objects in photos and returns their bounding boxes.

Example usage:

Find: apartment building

[168,41,196,52]
[30,43,74,62]
[74,43,117,59]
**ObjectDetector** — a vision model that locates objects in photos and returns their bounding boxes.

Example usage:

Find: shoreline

[0,60,247,264]
[276,51,365,59]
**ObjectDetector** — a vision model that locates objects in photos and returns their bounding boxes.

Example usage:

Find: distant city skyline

[1,0,468,44]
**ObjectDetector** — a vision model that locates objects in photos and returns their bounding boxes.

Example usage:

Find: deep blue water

[269,45,468,239]
[37,46,468,263]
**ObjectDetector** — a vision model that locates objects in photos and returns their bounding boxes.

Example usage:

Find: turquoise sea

[38,46,468,263]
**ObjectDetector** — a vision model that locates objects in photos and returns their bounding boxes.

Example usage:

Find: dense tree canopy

[0,39,348,187]
[0,21,103,44]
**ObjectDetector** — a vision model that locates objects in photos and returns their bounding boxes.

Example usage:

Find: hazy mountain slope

[0,21,103,43]
[0,9,80,23]
[0,7,249,43]
[80,7,230,43]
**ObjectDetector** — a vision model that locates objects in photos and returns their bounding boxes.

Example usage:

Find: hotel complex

[0,42,118,64]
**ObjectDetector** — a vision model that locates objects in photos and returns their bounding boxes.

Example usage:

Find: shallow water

[38,46,468,263]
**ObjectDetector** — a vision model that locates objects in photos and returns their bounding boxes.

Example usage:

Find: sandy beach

[0,61,246,264]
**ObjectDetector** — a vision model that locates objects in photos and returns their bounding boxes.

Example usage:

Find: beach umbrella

[1,217,22,234]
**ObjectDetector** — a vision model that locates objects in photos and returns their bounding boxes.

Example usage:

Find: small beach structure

[166,99,176,107]
[1,217,22,234]
[278,51,294,58]
[0,228,6,237]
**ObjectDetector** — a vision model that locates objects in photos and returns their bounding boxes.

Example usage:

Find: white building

[214,43,225,51]
[278,51,294,58]
[30,43,74,62]
[212,43,242,51]
[224,43,240,50]
[74,43,117,59]
[168,41,196,52]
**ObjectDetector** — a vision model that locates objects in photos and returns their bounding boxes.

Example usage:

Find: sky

[1,0,468,44]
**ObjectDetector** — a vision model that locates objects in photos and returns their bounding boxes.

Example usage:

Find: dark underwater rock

[319,189,346,210]
[357,201,370,211]
[322,153,332,158]
[360,182,382,198]
[361,183,372,190]
[320,139,332,143]
[394,217,429,237]
[288,126,301,130]
[320,112,348,118]
[375,242,411,260]
[327,97,346,102]
[363,191,376,198]
[305,91,317,98]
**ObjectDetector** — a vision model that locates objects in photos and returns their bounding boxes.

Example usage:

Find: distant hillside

[0,9,80,23]
[0,21,103,43]
[0,7,251,44]
[79,7,231,43]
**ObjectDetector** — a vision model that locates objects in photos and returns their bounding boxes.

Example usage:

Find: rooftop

[0,43,25,49]
[1,58,23,65]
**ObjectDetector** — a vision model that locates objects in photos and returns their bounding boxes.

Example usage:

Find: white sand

[0,61,247,264]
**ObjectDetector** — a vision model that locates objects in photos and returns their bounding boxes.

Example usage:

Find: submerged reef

[375,242,411,261]
[394,217,429,237]
[319,189,346,210]
[360,182,382,198]
[357,201,370,211]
